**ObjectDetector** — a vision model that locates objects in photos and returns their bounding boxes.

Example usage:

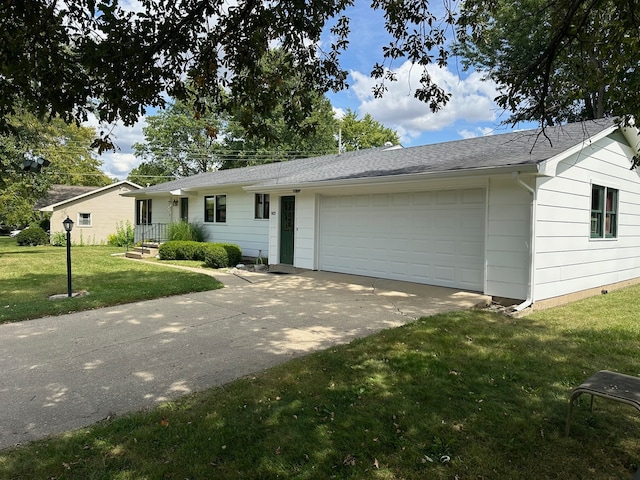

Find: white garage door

[319,189,485,290]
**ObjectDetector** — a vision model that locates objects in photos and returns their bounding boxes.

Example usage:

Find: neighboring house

[38,181,142,244]
[124,120,640,309]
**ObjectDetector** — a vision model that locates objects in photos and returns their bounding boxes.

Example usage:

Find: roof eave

[244,164,541,193]
[538,124,618,176]
[39,180,141,210]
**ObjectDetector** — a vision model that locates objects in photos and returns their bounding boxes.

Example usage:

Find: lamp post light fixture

[62,216,74,297]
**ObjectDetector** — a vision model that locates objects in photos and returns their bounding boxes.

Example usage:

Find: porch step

[126,243,160,259]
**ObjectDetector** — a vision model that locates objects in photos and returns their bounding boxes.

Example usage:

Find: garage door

[318,189,485,290]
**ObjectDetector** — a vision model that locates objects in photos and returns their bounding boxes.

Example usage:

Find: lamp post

[62,216,74,298]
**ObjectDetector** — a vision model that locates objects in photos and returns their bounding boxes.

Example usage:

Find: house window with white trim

[204,195,227,223]
[78,212,92,227]
[255,193,270,219]
[591,184,618,238]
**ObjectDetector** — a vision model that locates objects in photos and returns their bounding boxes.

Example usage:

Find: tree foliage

[131,50,342,178]
[457,0,640,128]
[221,92,339,169]
[132,98,224,179]
[0,110,110,228]
[339,109,400,151]
[0,0,455,147]
[5,0,636,148]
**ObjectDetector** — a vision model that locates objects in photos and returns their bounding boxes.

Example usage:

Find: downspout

[512,172,536,311]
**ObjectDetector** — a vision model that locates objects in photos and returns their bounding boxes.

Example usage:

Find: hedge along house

[39,181,141,245]
[125,120,640,310]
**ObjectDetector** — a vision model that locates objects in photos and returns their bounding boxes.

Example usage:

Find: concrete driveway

[0,269,489,450]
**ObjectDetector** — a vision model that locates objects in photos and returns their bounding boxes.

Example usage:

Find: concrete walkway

[0,269,489,450]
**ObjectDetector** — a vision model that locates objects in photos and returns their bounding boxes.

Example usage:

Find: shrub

[159,241,207,261]
[38,218,50,232]
[15,227,48,246]
[168,221,207,242]
[51,231,67,247]
[159,240,242,268]
[203,244,229,268]
[108,221,134,247]
[218,243,242,266]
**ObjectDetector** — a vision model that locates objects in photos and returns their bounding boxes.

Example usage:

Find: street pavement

[0,269,489,450]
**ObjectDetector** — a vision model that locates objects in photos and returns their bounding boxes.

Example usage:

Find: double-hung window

[204,195,227,223]
[591,184,618,238]
[77,212,92,227]
[254,193,270,219]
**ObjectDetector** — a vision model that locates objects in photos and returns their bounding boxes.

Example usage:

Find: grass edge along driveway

[1,271,639,478]
[0,238,223,323]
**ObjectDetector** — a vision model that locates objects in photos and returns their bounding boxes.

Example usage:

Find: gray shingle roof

[34,185,99,209]
[134,119,615,194]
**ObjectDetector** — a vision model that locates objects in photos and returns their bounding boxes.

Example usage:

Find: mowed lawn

[1,236,640,478]
[0,236,222,323]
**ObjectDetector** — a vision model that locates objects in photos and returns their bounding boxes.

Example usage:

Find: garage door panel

[434,265,456,283]
[319,189,485,290]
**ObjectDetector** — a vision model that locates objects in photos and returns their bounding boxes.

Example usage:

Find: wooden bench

[566,370,640,435]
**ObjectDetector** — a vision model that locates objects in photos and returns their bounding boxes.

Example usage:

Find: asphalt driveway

[0,269,489,450]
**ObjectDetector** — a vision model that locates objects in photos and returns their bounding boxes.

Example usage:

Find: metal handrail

[134,223,170,244]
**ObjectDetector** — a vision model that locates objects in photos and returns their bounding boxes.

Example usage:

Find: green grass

[0,236,223,323]
[1,266,640,479]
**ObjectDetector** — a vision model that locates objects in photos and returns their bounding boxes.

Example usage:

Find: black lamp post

[62,216,74,298]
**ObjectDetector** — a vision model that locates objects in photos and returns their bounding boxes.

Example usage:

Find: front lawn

[1,280,639,478]
[0,236,223,323]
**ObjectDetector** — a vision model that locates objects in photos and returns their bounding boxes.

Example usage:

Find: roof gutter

[512,171,537,312]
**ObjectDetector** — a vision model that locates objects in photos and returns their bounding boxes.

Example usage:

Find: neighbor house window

[255,193,270,219]
[77,212,91,227]
[136,199,152,225]
[591,184,618,238]
[204,195,227,223]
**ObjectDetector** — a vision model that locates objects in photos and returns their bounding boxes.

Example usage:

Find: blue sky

[96,1,534,180]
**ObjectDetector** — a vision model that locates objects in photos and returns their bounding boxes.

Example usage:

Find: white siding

[534,132,640,301]
[203,187,269,258]
[293,193,317,269]
[268,196,280,265]
[156,187,270,258]
[485,178,531,300]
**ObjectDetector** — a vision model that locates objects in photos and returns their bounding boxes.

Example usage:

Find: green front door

[280,196,295,265]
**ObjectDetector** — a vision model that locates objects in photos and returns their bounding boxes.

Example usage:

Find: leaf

[343,454,356,466]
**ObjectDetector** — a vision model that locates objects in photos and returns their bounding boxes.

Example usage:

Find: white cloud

[349,62,500,143]
[85,114,148,180]
[458,126,496,139]
[101,152,140,180]
[333,106,346,120]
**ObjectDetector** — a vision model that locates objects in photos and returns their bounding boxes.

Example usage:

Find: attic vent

[384,141,393,147]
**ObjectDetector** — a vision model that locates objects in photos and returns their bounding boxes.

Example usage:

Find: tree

[0,110,110,228]
[5,1,636,148]
[0,0,455,149]
[132,50,341,175]
[220,50,340,168]
[132,98,225,179]
[221,93,339,169]
[127,161,175,187]
[457,0,640,128]
[338,109,400,151]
